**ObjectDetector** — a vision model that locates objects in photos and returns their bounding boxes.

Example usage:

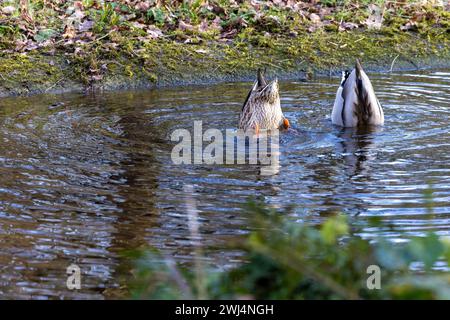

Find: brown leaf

[339,22,359,32]
[198,20,213,33]
[250,0,261,11]
[73,1,84,10]
[2,6,16,15]
[19,39,38,51]
[400,21,418,31]
[307,25,318,33]
[365,4,383,30]
[63,25,76,39]
[14,40,27,51]
[309,13,321,24]
[210,16,223,32]
[211,3,227,16]
[91,74,103,81]
[135,1,151,12]
[146,26,163,39]
[131,21,146,29]
[79,32,95,41]
[72,9,85,21]
[179,20,194,32]
[79,20,94,32]
[74,47,83,55]
[220,28,238,39]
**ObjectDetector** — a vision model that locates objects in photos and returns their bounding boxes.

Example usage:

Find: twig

[45,77,65,92]
[93,30,114,43]
[389,54,399,73]
[263,61,283,70]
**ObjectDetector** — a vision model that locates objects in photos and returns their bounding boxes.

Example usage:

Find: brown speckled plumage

[239,69,287,131]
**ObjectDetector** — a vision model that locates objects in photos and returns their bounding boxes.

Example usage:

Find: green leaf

[320,215,349,244]
[407,233,444,270]
[34,29,56,43]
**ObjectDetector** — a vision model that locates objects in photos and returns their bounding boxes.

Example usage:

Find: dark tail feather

[355,59,363,80]
[354,67,372,125]
[257,68,267,88]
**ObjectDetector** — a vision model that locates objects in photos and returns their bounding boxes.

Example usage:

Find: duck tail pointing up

[257,68,267,88]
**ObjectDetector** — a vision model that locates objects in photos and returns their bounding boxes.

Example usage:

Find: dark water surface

[0,69,449,299]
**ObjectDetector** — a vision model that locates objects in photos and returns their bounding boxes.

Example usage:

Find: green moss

[0,52,61,94]
[0,25,449,96]
[0,0,449,96]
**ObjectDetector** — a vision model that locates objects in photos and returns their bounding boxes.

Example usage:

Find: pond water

[0,69,449,299]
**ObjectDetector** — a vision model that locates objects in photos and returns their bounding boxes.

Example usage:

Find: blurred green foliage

[127,200,450,300]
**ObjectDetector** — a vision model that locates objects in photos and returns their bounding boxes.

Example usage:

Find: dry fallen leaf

[309,13,321,24]
[79,20,94,32]
[63,24,76,39]
[179,20,194,32]
[2,6,16,15]
[131,21,146,29]
[220,28,238,39]
[210,17,223,32]
[147,26,163,39]
[91,74,103,81]
[365,4,384,30]
[339,21,359,32]
[73,1,83,10]
[135,1,151,12]
[198,20,208,33]
[307,25,318,33]
[400,20,418,31]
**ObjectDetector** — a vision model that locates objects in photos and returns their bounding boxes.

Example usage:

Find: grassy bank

[0,1,449,96]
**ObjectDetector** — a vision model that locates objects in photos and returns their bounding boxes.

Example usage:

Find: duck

[331,59,384,127]
[239,69,290,133]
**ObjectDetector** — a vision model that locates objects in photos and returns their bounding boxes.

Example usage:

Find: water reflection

[0,69,449,298]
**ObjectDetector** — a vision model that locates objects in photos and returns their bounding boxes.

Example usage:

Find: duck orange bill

[283,118,290,129]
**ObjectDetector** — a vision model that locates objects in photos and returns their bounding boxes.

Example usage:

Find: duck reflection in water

[336,125,382,179]
[307,125,382,217]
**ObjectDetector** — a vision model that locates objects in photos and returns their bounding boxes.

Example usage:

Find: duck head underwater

[239,69,290,133]
[331,59,384,127]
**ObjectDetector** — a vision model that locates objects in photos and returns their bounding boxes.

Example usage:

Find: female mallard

[331,59,384,127]
[239,69,290,133]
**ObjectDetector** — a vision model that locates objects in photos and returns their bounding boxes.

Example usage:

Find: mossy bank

[0,0,449,97]
[1,29,448,97]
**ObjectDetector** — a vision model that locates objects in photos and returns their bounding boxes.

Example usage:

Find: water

[0,69,449,299]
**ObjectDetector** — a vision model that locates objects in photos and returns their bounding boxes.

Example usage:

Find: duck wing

[241,81,257,112]
[239,81,259,129]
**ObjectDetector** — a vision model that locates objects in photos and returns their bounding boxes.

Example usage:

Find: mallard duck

[239,69,290,133]
[331,59,384,127]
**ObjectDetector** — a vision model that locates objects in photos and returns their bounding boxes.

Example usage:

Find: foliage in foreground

[128,201,450,300]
